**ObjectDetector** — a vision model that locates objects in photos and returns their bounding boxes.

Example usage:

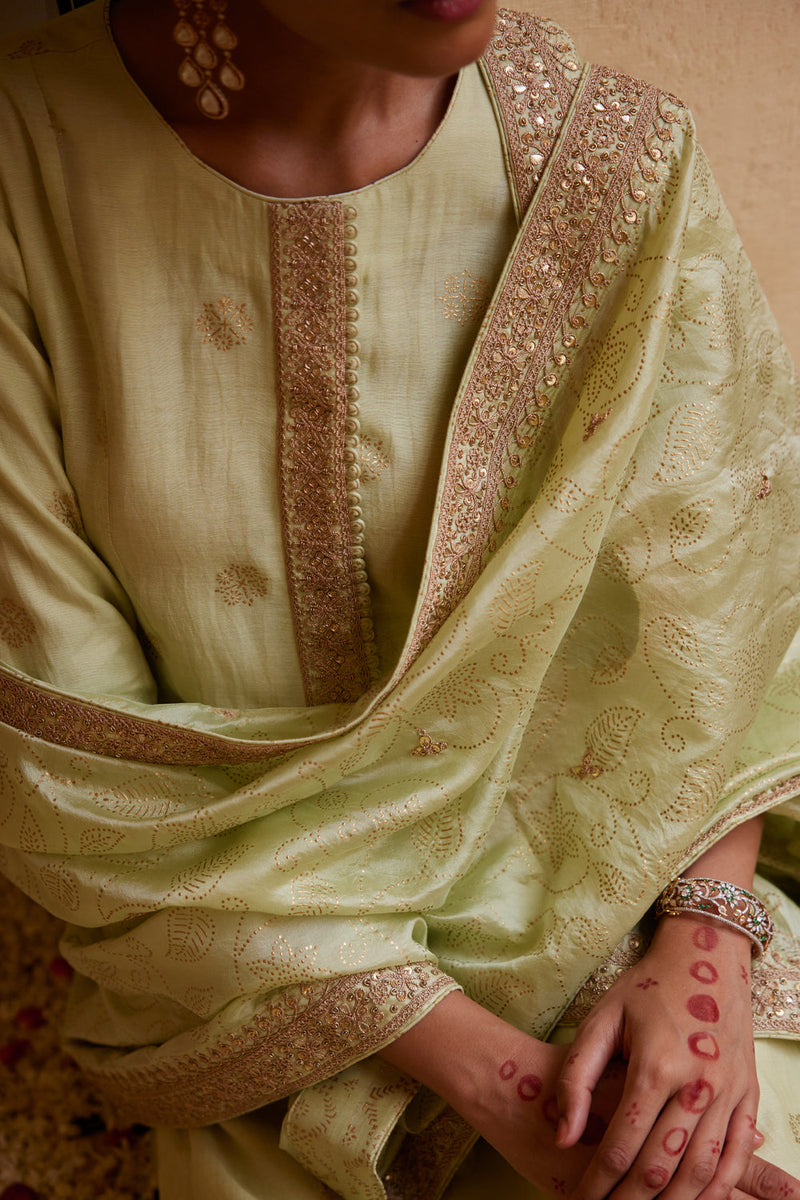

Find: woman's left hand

[556,912,760,1200]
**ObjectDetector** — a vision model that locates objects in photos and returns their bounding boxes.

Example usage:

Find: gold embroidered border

[0,666,294,764]
[77,963,456,1128]
[384,1107,478,1200]
[405,60,673,664]
[270,201,378,706]
[481,10,582,216]
[679,773,800,867]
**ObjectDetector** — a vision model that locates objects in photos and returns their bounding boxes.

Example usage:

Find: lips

[399,0,486,22]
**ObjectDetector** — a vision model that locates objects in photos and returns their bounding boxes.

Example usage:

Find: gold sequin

[411,729,449,757]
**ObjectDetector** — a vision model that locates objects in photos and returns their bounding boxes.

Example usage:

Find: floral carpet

[0,873,157,1200]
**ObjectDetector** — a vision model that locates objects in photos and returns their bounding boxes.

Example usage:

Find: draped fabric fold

[1,7,800,1198]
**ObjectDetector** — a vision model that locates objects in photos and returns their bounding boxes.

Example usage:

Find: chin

[384,4,498,77]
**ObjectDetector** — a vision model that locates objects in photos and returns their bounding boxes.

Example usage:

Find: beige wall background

[520,1,800,363]
[1,0,798,360]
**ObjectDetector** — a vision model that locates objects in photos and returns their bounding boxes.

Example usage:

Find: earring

[173,0,246,120]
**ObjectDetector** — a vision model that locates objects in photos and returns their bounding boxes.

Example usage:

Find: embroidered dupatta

[1,10,800,1199]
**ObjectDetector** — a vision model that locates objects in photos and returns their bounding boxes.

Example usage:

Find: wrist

[378,992,555,1119]
[652,910,753,966]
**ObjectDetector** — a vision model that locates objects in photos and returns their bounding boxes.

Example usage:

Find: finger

[556,1016,622,1147]
[568,1067,674,1200]
[693,1101,762,1200]
[735,1154,800,1200]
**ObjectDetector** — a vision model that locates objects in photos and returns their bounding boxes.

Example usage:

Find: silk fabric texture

[1,6,800,1199]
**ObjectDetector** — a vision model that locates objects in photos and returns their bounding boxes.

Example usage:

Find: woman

[0,1,799,1198]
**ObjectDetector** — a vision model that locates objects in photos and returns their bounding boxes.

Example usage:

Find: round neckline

[102,0,467,203]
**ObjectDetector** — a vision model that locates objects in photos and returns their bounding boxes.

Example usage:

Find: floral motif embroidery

[46,490,85,538]
[7,40,48,59]
[411,729,449,757]
[439,269,490,326]
[756,472,772,499]
[790,1113,800,1143]
[584,410,612,441]
[0,600,35,649]
[360,436,391,482]
[196,296,254,350]
[215,563,270,606]
[571,750,602,780]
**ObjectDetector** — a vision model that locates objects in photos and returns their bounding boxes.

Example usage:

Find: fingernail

[753,1129,765,1147]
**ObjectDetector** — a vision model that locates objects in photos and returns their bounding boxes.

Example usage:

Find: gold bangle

[655,876,774,957]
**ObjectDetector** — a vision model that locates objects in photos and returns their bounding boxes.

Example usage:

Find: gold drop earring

[173,0,246,120]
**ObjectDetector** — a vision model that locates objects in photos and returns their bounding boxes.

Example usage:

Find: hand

[556,913,760,1200]
[379,991,799,1200]
[379,991,627,1194]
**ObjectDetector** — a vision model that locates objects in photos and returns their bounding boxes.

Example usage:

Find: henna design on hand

[499,1059,518,1080]
[579,1113,608,1146]
[709,1138,721,1157]
[689,960,719,985]
[644,1166,669,1189]
[678,1079,715,1114]
[688,1031,720,1060]
[566,1051,580,1066]
[693,926,719,951]
[636,977,660,989]
[740,965,750,985]
[551,1179,567,1195]
[517,1074,543,1101]
[686,994,720,1023]
[663,1128,689,1156]
[625,1101,641,1126]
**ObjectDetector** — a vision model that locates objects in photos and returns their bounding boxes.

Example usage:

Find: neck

[110,0,457,195]
[229,8,453,146]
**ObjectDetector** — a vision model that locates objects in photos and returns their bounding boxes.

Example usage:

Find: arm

[557,816,767,1200]
[379,990,627,1194]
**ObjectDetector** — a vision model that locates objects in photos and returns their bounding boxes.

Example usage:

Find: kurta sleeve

[0,183,158,701]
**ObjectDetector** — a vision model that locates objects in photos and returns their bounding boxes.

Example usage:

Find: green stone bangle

[655,876,774,957]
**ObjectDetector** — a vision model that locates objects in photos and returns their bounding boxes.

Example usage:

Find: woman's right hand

[378,991,800,1200]
[378,990,625,1192]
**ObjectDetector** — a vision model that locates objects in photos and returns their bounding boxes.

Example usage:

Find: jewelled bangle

[655,876,774,957]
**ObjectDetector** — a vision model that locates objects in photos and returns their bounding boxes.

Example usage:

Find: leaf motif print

[584,706,643,771]
[655,402,719,483]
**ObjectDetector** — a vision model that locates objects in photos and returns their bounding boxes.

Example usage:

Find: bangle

[655,876,774,957]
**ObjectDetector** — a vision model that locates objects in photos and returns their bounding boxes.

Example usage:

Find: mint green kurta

[1,5,800,1198]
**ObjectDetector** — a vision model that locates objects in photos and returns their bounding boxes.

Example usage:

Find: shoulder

[0,1,107,110]
[489,7,692,133]
[483,9,697,218]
